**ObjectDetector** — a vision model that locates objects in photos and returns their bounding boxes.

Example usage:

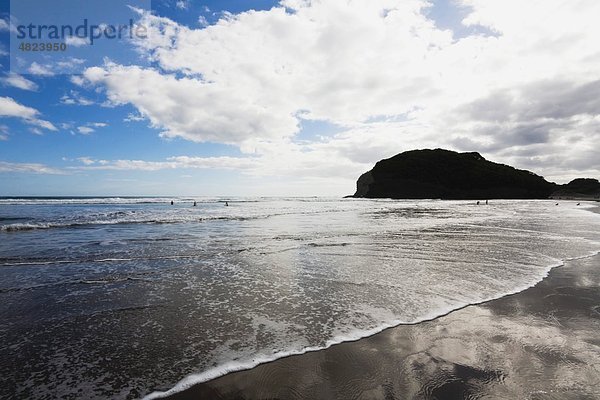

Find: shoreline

[144,255,584,400]
[143,205,600,400]
[156,250,600,399]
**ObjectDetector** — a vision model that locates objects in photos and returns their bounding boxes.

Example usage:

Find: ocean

[1,197,599,399]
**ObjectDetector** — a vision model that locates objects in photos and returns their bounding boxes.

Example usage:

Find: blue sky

[1,0,599,196]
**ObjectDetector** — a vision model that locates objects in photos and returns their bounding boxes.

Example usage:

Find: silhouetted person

[193,201,197,207]
[555,203,559,206]
[476,201,480,205]
[225,201,229,206]
[577,203,580,206]
[170,200,174,205]
[485,200,488,205]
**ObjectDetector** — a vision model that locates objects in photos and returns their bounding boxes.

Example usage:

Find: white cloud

[0,96,38,119]
[84,63,299,146]
[2,74,38,91]
[0,96,57,131]
[80,0,600,186]
[74,122,108,135]
[27,59,86,76]
[198,15,209,27]
[28,62,55,76]
[73,156,260,171]
[175,0,188,10]
[124,113,145,122]
[56,58,86,69]
[77,157,96,165]
[0,161,65,174]
[0,18,9,31]
[29,119,58,131]
[65,36,90,47]
[60,90,94,106]
[0,124,8,141]
[77,126,95,134]
[70,75,86,86]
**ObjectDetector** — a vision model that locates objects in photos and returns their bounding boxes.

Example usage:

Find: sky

[0,0,599,196]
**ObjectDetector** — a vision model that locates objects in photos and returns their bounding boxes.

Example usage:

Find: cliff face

[354,170,374,197]
[353,149,557,199]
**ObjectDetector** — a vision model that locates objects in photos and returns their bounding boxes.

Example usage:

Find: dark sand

[164,252,600,400]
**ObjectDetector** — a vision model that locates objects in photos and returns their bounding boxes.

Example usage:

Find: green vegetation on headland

[351,149,600,200]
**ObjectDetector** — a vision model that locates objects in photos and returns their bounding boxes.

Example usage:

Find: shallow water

[179,253,600,400]
[1,198,599,399]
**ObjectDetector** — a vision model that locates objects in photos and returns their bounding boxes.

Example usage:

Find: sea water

[1,197,599,399]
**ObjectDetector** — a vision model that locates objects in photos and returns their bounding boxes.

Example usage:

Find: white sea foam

[143,255,578,400]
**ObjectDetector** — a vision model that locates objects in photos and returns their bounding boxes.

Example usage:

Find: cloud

[70,75,86,86]
[77,157,96,165]
[0,18,9,31]
[83,63,300,146]
[77,126,95,134]
[65,36,90,47]
[60,90,94,106]
[175,0,188,10]
[124,113,145,122]
[75,122,108,135]
[0,96,57,131]
[72,156,261,171]
[30,119,58,131]
[0,124,8,141]
[198,16,209,27]
[0,97,38,119]
[2,74,39,91]
[79,0,600,184]
[27,59,86,76]
[28,62,55,76]
[0,161,65,174]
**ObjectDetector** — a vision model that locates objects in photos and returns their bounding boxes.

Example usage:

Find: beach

[166,250,600,400]
[2,199,600,399]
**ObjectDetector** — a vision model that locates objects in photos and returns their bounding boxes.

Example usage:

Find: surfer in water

[193,201,197,207]
[225,201,229,206]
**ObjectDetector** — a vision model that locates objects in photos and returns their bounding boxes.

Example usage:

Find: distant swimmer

[577,203,581,206]
[485,200,488,205]
[225,201,229,206]
[555,203,559,206]
[170,200,174,205]
[193,201,197,207]
[476,201,480,205]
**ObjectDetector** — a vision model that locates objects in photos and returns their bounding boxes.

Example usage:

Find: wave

[0,196,346,206]
[0,208,357,233]
[143,250,600,400]
[0,215,260,232]
[0,253,209,267]
[0,197,175,205]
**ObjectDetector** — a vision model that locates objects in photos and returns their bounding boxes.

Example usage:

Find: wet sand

[164,251,600,400]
